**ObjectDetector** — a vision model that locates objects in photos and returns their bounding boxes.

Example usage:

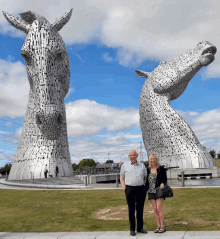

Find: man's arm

[120,176,126,191]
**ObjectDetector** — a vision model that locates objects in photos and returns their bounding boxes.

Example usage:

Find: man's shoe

[130,231,136,236]
[137,229,148,234]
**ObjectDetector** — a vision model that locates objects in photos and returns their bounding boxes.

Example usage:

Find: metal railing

[73,167,121,176]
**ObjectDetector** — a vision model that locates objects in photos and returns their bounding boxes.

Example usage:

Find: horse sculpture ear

[51,8,73,32]
[134,70,150,79]
[2,11,30,34]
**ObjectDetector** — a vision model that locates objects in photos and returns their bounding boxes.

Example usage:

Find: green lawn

[0,188,220,232]
[214,158,220,167]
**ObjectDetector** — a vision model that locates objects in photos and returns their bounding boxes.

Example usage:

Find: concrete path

[1,178,220,190]
[1,231,220,238]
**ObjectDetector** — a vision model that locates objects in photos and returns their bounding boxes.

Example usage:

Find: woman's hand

[160,183,164,189]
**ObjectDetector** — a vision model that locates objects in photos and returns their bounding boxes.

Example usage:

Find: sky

[0,0,220,167]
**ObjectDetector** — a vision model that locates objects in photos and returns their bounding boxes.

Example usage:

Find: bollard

[85,176,87,186]
[116,173,119,187]
[87,174,90,185]
[181,171,184,187]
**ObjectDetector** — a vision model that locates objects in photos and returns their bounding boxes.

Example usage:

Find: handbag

[155,166,173,198]
[156,183,173,198]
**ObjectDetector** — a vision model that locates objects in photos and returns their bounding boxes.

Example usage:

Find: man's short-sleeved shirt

[120,161,147,186]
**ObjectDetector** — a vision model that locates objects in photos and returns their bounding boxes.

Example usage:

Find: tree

[209,150,216,159]
[78,159,96,168]
[105,160,114,164]
[217,152,220,159]
[141,161,149,168]
[72,163,79,170]
[0,163,12,175]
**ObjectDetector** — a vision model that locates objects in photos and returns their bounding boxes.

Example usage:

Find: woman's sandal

[158,227,166,233]
[154,227,160,233]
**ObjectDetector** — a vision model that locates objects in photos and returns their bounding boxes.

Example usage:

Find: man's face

[129,150,138,164]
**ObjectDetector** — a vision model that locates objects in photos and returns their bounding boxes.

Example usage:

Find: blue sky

[0,0,220,167]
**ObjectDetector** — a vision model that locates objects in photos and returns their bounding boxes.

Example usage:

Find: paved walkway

[1,231,220,238]
[1,178,220,190]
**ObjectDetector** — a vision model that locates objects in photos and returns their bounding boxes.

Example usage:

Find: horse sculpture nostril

[57,114,62,125]
[36,114,42,125]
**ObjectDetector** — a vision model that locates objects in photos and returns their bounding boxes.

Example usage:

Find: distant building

[96,163,119,169]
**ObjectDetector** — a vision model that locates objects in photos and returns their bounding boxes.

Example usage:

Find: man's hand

[160,183,164,189]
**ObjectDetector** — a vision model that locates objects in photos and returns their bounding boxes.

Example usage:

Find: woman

[145,154,167,233]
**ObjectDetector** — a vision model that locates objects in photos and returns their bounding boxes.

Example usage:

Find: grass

[214,158,220,167]
[0,188,220,232]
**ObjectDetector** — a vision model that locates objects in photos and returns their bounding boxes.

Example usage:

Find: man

[44,164,48,178]
[120,150,147,236]
[55,165,59,177]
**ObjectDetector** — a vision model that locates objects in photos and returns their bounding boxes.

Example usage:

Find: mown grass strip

[0,188,219,232]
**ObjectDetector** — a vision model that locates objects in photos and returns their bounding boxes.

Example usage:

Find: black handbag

[156,166,173,198]
[156,183,173,198]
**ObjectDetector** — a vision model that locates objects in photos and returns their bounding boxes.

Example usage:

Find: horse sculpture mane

[3,9,74,180]
[135,41,217,169]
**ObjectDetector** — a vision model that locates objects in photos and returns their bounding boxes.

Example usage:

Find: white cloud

[200,140,220,153]
[66,99,139,138]
[65,87,74,99]
[69,134,147,164]
[191,108,220,140]
[0,153,14,163]
[0,59,29,118]
[176,110,199,126]
[98,133,142,139]
[102,52,115,63]
[201,61,220,80]
[1,0,220,71]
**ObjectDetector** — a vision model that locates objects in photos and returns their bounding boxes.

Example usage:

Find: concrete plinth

[167,167,218,179]
[76,174,120,184]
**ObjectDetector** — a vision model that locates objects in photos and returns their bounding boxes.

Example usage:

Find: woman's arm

[160,166,167,187]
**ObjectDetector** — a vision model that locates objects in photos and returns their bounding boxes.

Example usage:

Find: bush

[0,163,12,175]
[209,150,216,159]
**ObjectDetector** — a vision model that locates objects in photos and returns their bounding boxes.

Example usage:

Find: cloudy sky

[0,0,220,167]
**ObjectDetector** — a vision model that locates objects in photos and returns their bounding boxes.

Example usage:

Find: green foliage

[72,163,79,170]
[0,163,12,175]
[78,159,96,168]
[209,150,216,159]
[145,161,149,167]
[217,153,220,159]
[105,160,114,164]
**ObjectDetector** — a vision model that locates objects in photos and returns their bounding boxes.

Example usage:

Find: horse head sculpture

[135,41,217,168]
[3,9,74,179]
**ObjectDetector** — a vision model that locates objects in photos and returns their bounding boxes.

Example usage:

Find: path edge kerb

[0,179,94,189]
[1,179,220,190]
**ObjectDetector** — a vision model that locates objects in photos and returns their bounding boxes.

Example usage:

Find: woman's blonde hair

[149,154,160,167]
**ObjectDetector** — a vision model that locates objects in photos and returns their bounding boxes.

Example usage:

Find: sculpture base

[167,167,218,179]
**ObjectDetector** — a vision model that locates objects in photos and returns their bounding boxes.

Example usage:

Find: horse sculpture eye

[21,52,31,63]
[56,51,65,61]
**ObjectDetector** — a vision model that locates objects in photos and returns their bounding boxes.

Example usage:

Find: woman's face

[149,155,157,167]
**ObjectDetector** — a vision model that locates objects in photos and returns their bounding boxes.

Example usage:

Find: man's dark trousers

[125,185,147,231]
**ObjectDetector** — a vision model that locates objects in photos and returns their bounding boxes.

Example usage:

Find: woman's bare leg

[156,199,164,228]
[151,200,160,227]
